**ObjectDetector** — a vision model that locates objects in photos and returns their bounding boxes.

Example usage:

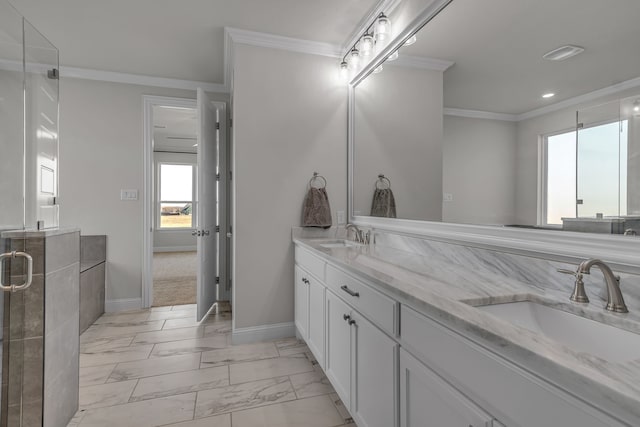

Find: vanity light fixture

[375,13,391,43]
[339,61,349,82]
[349,48,361,69]
[542,92,555,99]
[360,33,374,57]
[338,12,392,80]
[543,45,584,61]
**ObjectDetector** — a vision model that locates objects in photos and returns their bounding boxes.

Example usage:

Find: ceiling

[8,0,379,84]
[153,106,197,153]
[400,0,640,115]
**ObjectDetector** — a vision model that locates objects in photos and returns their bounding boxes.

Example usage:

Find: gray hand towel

[302,187,332,228]
[370,188,396,218]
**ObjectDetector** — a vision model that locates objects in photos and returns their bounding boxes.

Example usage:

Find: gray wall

[354,64,443,221]
[443,115,517,225]
[232,44,347,329]
[58,77,227,303]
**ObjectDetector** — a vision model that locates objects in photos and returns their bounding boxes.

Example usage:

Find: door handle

[0,251,33,292]
[202,230,210,236]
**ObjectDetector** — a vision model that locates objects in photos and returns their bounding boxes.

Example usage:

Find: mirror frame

[347,0,640,274]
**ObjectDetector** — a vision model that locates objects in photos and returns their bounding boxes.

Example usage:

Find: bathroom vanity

[293,230,640,427]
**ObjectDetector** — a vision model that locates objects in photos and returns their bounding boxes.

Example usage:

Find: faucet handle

[557,268,579,276]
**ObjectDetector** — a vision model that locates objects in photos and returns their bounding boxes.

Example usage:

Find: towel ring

[376,174,391,189]
[309,172,327,189]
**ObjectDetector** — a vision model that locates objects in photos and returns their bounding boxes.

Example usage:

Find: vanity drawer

[326,264,397,336]
[295,246,326,281]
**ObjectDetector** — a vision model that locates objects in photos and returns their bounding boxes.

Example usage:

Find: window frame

[156,161,198,231]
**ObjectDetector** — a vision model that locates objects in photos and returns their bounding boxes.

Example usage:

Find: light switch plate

[121,189,138,201]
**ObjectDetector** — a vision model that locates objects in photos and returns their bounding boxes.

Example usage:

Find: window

[158,163,196,229]
[543,120,628,226]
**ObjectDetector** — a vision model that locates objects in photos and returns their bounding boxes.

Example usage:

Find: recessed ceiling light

[542,93,555,99]
[543,45,584,61]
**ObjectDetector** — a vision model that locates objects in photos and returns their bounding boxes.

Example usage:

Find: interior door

[196,88,219,321]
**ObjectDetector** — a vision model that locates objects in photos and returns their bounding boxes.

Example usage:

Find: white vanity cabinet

[325,289,398,427]
[294,247,326,369]
[400,348,495,427]
[294,265,310,340]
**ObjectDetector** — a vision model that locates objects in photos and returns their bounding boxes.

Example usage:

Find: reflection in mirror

[351,0,640,235]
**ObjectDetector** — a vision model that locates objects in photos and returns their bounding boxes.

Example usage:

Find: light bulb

[387,51,399,61]
[339,61,349,82]
[375,13,391,43]
[404,35,417,46]
[349,48,360,70]
[373,65,383,74]
[360,34,374,57]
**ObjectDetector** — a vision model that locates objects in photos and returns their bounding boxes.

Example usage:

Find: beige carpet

[153,251,197,307]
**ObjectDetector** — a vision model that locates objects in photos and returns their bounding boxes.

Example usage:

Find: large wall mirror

[350,0,640,236]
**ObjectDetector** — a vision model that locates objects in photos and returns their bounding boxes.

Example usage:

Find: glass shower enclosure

[0,0,59,424]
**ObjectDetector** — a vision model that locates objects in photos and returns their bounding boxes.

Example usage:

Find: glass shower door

[576,101,624,218]
[0,2,48,425]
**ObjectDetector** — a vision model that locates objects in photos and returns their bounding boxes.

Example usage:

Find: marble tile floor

[69,303,356,427]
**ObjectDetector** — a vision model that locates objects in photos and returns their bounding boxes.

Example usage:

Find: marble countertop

[293,235,640,425]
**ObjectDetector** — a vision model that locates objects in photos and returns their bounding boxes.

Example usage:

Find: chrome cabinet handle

[302,277,309,284]
[202,230,210,236]
[191,230,201,236]
[0,251,33,292]
[343,314,351,322]
[341,285,360,297]
[348,319,356,326]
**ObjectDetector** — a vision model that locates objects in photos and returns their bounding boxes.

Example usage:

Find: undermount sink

[476,301,640,363]
[318,239,361,248]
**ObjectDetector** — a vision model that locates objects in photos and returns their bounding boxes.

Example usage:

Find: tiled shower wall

[2,230,80,427]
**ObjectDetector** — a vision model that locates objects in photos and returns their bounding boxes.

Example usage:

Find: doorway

[142,95,231,317]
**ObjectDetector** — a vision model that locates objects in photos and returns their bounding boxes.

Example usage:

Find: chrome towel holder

[309,172,327,189]
[376,174,391,189]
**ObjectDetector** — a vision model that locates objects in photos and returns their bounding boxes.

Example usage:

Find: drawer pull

[341,285,360,297]
[302,277,309,284]
[343,314,351,322]
[348,319,356,326]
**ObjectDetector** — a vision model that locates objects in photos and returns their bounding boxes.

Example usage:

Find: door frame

[143,95,231,308]
[143,95,195,308]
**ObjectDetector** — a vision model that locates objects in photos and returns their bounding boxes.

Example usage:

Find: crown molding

[516,75,640,121]
[444,107,518,122]
[224,27,342,59]
[341,0,404,55]
[392,54,454,72]
[60,66,228,93]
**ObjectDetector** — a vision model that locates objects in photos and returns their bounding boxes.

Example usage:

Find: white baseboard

[153,246,197,253]
[105,298,143,313]
[232,321,295,345]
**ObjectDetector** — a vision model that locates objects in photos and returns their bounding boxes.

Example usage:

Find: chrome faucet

[560,259,628,313]
[345,224,369,244]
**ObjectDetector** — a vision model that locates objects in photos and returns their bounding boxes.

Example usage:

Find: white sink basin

[476,301,640,363]
[318,239,361,249]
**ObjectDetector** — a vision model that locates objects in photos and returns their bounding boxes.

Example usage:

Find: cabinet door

[400,349,494,427]
[325,290,353,408]
[308,278,325,369]
[294,266,309,340]
[352,311,398,427]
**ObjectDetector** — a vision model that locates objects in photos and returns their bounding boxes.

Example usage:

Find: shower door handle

[0,251,34,292]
